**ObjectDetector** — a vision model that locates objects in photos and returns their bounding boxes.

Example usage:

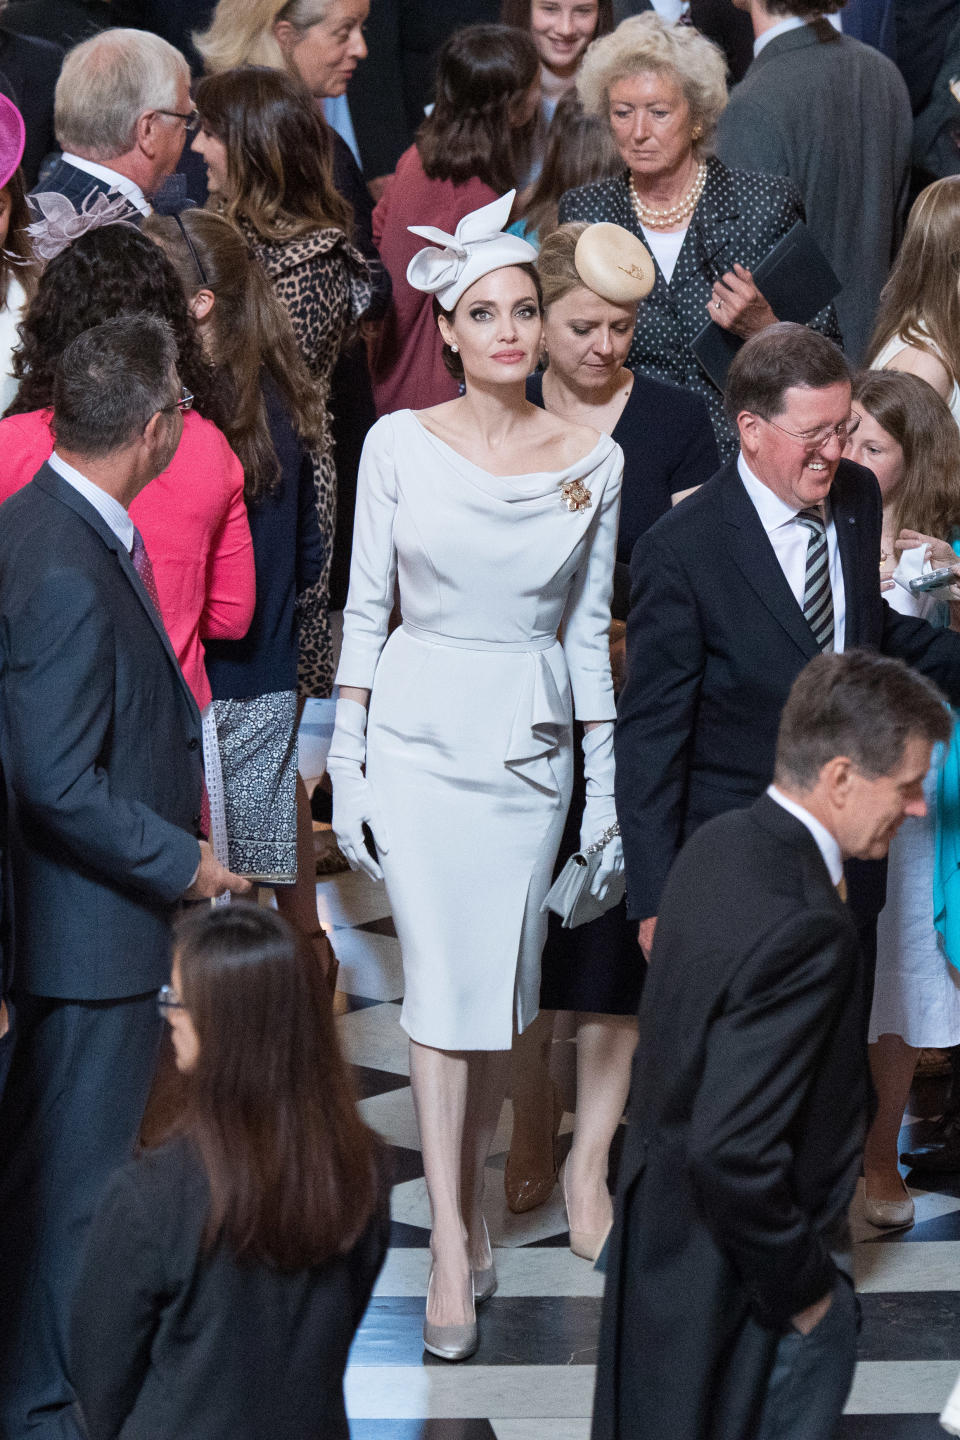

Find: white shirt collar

[48,450,136,551]
[766,785,845,886]
[737,451,810,532]
[60,153,151,216]
[754,12,841,55]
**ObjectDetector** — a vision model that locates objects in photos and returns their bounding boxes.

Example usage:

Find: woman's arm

[881,345,953,402]
[334,417,399,694]
[559,446,622,724]
[200,439,256,642]
[71,1168,163,1440]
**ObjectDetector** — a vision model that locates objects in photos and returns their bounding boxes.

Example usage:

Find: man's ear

[821,754,854,808]
[135,108,162,160]
[737,411,762,458]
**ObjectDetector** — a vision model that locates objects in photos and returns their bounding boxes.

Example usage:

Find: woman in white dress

[845,369,960,1229]
[865,176,960,431]
[327,191,623,1360]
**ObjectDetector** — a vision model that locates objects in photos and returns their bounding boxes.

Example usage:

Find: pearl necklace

[629,161,707,231]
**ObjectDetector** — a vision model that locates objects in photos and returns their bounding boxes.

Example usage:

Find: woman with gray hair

[558,12,841,459]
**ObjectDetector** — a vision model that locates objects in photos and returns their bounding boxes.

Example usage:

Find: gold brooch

[559,478,592,513]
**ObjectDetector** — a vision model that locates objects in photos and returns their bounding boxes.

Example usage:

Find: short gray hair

[52,314,178,457]
[55,28,190,160]
[577,13,728,154]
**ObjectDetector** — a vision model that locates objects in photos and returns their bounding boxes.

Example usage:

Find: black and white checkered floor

[320,863,960,1439]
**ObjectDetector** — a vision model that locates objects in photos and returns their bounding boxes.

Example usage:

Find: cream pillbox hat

[406,190,537,310]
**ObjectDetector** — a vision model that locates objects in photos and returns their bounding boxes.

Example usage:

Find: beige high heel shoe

[423,1263,478,1362]
[471,1216,498,1305]
[560,1156,613,1263]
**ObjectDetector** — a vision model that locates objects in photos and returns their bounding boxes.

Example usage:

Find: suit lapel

[720,460,820,661]
[31,466,199,721]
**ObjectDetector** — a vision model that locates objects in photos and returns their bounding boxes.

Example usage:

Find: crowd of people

[1,1,960,1438]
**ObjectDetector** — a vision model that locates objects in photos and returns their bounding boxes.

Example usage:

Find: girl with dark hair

[369,22,540,415]
[146,208,338,1004]
[844,369,960,1232]
[0,223,255,718]
[71,903,389,1440]
[0,106,38,410]
[193,64,373,699]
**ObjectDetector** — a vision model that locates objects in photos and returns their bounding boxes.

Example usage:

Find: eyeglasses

[161,386,194,415]
[761,414,861,450]
[157,984,185,1014]
[156,108,199,134]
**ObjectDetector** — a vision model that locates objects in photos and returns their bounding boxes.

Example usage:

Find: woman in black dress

[506,221,719,1255]
[72,904,388,1440]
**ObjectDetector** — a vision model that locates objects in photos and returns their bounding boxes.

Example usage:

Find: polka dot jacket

[559,158,843,461]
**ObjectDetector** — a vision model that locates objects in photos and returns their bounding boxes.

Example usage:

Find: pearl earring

[450,343,459,353]
[691,124,703,141]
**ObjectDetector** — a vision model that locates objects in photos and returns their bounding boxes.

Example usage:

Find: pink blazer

[0,409,255,710]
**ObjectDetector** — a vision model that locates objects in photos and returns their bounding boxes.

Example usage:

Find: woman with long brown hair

[510,90,621,246]
[866,176,960,427]
[845,369,960,1231]
[71,903,388,1440]
[193,65,373,700]
[145,207,337,1003]
[370,22,541,414]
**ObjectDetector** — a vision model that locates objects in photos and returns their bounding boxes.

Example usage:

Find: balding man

[33,26,192,219]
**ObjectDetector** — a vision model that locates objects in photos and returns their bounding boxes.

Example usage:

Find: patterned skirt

[212,690,298,883]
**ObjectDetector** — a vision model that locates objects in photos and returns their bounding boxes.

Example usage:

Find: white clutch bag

[540,822,625,929]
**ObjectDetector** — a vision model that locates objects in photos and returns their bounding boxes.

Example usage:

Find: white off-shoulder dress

[335,409,622,1050]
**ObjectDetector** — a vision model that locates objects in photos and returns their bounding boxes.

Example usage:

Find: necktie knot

[796,506,825,536]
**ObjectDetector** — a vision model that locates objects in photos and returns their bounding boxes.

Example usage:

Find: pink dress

[370,146,497,416]
[0,409,255,709]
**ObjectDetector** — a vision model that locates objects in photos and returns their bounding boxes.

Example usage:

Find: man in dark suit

[0,314,249,1439]
[715,0,911,361]
[595,650,950,1440]
[616,323,960,962]
[33,25,191,217]
[0,23,62,188]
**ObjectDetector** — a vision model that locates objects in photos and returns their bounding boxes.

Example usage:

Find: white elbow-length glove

[326,697,390,882]
[579,723,624,904]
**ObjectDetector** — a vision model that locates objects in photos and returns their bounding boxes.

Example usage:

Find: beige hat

[574,223,655,304]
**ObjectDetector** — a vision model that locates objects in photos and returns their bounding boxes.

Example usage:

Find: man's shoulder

[634,463,730,549]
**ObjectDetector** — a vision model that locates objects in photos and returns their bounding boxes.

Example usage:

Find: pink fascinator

[26,190,139,263]
[0,94,24,192]
[406,190,537,310]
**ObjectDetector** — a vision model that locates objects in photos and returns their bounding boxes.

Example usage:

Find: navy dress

[527,370,719,1013]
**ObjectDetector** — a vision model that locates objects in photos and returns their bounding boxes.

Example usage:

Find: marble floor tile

[840,1419,950,1437]
[389,1169,572,1248]
[345,1366,596,1420]
[351,1425,495,1440]
[353,1065,412,1102]
[857,1293,960,1362]
[316,866,392,929]
[844,1361,959,1413]
[329,926,404,1001]
[338,1002,409,1077]
[373,1249,605,1300]
[349,1297,599,1368]
[855,1240,960,1292]
[492,1424,591,1440]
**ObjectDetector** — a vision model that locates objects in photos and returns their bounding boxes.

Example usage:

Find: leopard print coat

[239,219,373,696]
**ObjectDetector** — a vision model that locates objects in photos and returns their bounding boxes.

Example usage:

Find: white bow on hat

[406,190,538,310]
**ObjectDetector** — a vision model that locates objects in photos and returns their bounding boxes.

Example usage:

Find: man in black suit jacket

[33,25,191,217]
[0,315,248,1438]
[616,323,960,959]
[594,650,951,1440]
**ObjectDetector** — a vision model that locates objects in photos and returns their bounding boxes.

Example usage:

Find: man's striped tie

[796,506,834,652]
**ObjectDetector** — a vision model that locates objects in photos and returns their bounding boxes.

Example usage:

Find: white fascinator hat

[406,190,538,310]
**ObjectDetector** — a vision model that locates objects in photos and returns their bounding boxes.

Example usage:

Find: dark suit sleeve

[4,566,200,902]
[687,907,850,1327]
[880,600,960,705]
[71,1167,162,1440]
[296,446,326,596]
[615,527,705,921]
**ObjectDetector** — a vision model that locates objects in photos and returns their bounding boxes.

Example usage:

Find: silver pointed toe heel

[862,1177,914,1230]
[472,1218,498,1306]
[423,1265,478,1362]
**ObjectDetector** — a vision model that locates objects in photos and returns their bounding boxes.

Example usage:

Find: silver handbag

[540,822,625,929]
